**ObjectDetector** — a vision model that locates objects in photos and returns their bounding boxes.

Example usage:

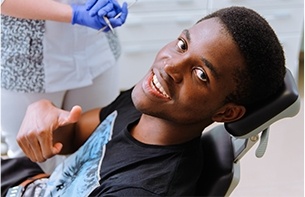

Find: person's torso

[42,89,203,196]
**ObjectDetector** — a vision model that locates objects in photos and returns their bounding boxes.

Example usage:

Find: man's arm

[16,99,101,162]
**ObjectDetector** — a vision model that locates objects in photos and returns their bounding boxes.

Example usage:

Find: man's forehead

[186,19,245,80]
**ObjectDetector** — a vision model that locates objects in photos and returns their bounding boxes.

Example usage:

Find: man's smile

[151,73,171,99]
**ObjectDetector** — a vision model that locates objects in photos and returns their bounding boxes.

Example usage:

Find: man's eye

[177,39,187,51]
[194,68,208,82]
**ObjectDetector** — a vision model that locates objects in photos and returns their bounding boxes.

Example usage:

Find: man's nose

[163,61,184,83]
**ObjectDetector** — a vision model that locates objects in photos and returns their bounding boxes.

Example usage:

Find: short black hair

[198,6,286,109]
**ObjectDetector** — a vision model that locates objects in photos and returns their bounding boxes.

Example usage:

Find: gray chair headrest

[225,69,300,139]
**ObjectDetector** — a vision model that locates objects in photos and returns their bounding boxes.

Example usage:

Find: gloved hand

[86,0,115,17]
[71,4,107,30]
[71,1,128,31]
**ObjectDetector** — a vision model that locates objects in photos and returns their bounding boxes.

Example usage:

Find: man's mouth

[151,74,171,99]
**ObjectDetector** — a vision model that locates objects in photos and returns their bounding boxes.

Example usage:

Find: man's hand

[16,99,82,162]
[71,0,128,31]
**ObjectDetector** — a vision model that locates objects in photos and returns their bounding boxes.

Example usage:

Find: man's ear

[212,103,246,123]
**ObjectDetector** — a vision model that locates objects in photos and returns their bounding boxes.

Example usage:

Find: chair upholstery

[195,125,234,196]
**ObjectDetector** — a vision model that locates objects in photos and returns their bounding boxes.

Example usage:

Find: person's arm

[1,0,128,31]
[1,0,72,22]
[16,99,101,162]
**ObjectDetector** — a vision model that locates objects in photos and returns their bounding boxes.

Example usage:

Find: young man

[2,6,285,196]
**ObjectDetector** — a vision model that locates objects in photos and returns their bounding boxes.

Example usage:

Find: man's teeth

[152,74,170,98]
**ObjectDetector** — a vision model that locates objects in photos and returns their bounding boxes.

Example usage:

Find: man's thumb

[68,105,82,123]
[60,105,82,125]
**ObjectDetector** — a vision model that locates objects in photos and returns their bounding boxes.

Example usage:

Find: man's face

[132,18,245,126]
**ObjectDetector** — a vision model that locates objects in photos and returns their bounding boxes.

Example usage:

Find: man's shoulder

[100,87,136,120]
[108,87,134,110]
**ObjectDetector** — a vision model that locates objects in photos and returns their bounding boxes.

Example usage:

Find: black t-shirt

[2,89,204,197]
[89,89,203,196]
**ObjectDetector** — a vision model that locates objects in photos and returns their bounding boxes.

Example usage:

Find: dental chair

[195,68,301,196]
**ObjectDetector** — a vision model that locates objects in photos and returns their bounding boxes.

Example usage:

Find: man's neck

[130,114,207,146]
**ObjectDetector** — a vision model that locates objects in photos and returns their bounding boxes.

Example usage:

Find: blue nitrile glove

[106,0,126,18]
[86,0,128,21]
[104,1,128,29]
[71,4,108,30]
[71,2,128,31]
[86,0,115,17]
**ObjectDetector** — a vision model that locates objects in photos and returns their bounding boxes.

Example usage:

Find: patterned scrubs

[1,0,121,93]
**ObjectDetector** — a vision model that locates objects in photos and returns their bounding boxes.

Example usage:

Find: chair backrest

[196,125,234,196]
[195,69,301,196]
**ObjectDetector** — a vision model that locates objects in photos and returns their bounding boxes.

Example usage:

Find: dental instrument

[99,0,137,33]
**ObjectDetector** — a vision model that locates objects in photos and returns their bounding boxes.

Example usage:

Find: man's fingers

[18,135,46,162]
[17,138,35,160]
[52,142,63,154]
[37,130,63,161]
[18,132,63,162]
[40,142,63,161]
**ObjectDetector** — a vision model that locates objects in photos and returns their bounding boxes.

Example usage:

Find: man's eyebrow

[183,28,219,79]
[182,29,191,43]
[201,57,219,79]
